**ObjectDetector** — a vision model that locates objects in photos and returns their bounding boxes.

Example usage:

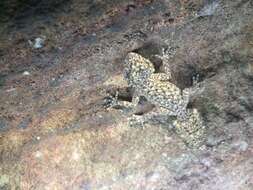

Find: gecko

[122,52,206,148]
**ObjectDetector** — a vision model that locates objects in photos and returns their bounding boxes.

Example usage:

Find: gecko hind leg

[129,107,175,128]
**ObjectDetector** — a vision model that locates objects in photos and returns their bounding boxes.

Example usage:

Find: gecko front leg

[106,90,134,111]
[128,90,153,127]
[132,90,141,108]
[182,73,203,109]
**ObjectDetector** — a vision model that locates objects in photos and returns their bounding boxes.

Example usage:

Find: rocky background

[0,0,253,189]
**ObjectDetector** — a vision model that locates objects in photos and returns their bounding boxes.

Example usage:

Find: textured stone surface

[0,0,253,189]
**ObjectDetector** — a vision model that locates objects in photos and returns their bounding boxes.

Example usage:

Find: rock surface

[0,0,253,189]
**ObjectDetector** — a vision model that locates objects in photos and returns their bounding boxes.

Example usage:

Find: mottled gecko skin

[124,52,205,147]
[124,52,190,119]
[173,109,205,147]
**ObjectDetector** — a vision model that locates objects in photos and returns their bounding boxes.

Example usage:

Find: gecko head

[124,52,155,81]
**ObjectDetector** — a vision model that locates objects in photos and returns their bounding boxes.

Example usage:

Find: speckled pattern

[124,52,205,147]
[173,108,206,147]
